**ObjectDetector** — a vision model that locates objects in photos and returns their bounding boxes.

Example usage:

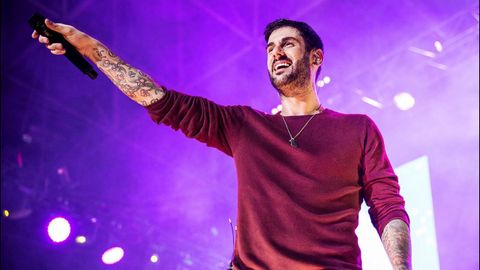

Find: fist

[31,19,94,56]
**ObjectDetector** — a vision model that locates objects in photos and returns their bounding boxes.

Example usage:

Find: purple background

[1,0,478,269]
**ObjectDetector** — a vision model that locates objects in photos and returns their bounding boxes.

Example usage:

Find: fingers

[45,18,75,36]
[50,49,66,55]
[38,35,50,44]
[46,43,63,50]
[33,26,65,55]
[46,43,66,55]
[31,18,75,39]
[31,18,73,56]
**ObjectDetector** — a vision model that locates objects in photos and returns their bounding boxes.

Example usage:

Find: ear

[310,49,324,66]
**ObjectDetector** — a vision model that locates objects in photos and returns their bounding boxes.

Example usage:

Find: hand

[31,19,96,58]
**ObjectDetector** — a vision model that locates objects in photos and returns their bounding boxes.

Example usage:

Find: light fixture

[394,92,415,111]
[47,217,71,243]
[102,246,125,265]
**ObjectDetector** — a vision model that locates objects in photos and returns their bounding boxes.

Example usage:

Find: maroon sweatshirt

[146,89,409,270]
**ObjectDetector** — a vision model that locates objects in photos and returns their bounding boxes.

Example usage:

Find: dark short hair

[264,19,324,80]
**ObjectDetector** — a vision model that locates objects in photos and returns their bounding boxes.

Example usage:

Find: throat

[278,84,321,116]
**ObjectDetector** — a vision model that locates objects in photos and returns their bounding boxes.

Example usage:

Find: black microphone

[28,13,98,80]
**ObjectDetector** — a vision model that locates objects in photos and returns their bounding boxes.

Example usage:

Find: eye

[284,42,294,47]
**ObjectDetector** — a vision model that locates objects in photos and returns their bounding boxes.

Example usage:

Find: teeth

[274,62,291,70]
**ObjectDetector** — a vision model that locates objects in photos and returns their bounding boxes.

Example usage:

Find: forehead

[267,26,303,44]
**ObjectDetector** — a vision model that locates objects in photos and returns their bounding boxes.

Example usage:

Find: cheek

[267,59,274,71]
[286,48,304,60]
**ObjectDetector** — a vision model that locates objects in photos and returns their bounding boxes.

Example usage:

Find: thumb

[45,18,74,36]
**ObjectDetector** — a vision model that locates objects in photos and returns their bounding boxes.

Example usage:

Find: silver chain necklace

[280,106,324,148]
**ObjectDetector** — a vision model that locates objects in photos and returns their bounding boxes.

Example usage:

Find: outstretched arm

[381,219,412,270]
[32,19,164,106]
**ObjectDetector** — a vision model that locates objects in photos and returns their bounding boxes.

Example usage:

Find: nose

[271,46,285,60]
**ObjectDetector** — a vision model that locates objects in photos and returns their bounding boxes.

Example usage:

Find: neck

[279,86,321,116]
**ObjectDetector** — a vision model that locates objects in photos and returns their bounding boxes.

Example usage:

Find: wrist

[84,38,102,63]
[393,265,411,270]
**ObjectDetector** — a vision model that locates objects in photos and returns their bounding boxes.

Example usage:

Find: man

[33,18,411,270]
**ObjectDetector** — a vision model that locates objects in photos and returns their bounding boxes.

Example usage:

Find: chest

[237,116,363,175]
[232,116,365,213]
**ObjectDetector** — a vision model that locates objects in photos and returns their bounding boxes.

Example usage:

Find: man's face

[266,26,311,95]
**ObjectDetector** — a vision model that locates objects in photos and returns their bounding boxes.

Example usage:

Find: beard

[269,53,311,97]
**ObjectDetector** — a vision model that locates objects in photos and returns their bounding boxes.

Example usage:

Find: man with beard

[32,18,411,270]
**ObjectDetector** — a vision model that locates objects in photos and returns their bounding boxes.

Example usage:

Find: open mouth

[273,60,292,72]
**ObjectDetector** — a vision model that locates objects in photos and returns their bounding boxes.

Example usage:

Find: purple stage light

[75,235,87,244]
[361,96,384,109]
[322,76,331,84]
[102,247,125,265]
[271,104,282,114]
[316,80,325,88]
[434,41,443,52]
[394,92,416,111]
[150,254,159,263]
[47,217,71,243]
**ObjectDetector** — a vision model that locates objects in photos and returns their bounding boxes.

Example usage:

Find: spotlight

[316,80,325,88]
[57,167,65,175]
[150,254,159,263]
[394,92,415,111]
[271,104,282,114]
[102,246,125,265]
[3,210,9,217]
[361,96,384,109]
[433,41,443,52]
[75,235,87,244]
[47,217,71,243]
[408,46,436,58]
[322,76,331,84]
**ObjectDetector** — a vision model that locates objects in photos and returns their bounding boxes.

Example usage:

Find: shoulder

[234,106,272,119]
[322,108,372,126]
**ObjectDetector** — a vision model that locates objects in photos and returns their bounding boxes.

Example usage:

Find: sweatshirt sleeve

[361,116,410,236]
[144,87,245,156]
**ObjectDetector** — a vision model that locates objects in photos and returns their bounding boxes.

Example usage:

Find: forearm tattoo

[91,42,165,106]
[381,219,412,270]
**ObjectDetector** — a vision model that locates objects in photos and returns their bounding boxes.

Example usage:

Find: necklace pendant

[289,138,298,148]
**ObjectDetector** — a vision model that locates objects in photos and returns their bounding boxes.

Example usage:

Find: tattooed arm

[32,18,164,106]
[90,42,165,106]
[381,219,412,270]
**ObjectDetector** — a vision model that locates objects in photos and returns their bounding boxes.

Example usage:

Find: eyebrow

[266,37,301,49]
